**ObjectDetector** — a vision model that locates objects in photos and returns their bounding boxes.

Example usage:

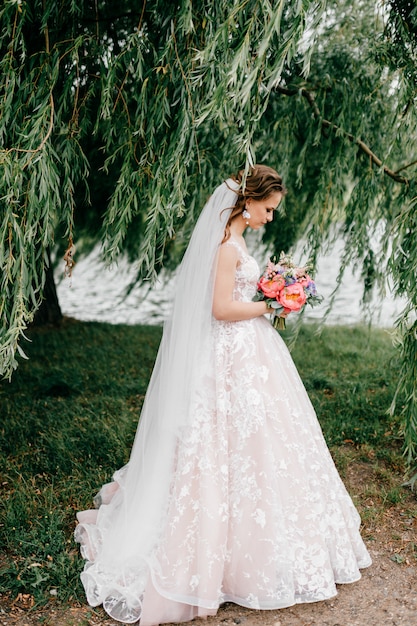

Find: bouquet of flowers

[255,252,323,330]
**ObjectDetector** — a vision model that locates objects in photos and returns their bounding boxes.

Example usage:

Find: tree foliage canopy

[1,0,417,474]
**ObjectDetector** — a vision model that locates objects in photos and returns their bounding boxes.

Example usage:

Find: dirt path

[2,551,416,626]
[1,456,416,626]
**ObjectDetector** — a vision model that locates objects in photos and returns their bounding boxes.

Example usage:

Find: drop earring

[242,208,251,225]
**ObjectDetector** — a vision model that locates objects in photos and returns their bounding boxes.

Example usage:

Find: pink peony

[258,275,285,299]
[279,283,307,311]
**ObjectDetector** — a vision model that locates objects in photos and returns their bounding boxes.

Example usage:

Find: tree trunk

[32,249,63,326]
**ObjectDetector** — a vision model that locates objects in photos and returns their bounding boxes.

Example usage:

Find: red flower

[279,283,307,311]
[258,275,285,299]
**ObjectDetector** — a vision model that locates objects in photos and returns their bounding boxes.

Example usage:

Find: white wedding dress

[75,237,371,625]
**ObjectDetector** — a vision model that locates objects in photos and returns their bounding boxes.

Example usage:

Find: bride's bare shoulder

[219,239,239,256]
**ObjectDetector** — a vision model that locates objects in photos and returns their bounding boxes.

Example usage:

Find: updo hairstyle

[223,164,287,243]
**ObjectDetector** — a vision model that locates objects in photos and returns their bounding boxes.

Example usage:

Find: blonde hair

[222,164,287,243]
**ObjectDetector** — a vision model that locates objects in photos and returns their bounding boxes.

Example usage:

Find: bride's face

[245,191,283,229]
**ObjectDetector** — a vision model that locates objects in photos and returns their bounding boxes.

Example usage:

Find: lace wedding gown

[75,238,371,625]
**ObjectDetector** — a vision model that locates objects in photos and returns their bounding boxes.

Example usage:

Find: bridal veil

[75,179,240,622]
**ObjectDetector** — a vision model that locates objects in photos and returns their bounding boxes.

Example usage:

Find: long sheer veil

[75,179,240,623]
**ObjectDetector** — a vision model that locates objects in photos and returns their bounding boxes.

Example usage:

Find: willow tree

[1,0,417,475]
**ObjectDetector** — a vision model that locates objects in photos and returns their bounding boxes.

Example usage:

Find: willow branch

[2,93,55,164]
[171,25,201,172]
[395,159,417,174]
[3,7,20,98]
[24,93,55,168]
[5,1,56,165]
[43,0,50,53]
[275,85,410,185]
[111,72,131,121]
[137,0,147,32]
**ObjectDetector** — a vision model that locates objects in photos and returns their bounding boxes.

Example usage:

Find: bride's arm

[212,243,271,321]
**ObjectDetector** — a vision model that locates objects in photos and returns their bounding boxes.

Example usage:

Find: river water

[55,237,405,328]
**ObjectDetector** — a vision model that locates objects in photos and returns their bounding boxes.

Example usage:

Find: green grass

[0,319,407,607]
[0,319,162,605]
[292,324,402,454]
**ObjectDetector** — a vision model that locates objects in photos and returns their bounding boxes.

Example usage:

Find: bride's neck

[229,218,246,238]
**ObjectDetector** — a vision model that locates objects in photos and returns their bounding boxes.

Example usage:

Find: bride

[75,164,371,625]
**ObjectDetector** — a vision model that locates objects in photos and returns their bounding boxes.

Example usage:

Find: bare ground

[1,453,416,626]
